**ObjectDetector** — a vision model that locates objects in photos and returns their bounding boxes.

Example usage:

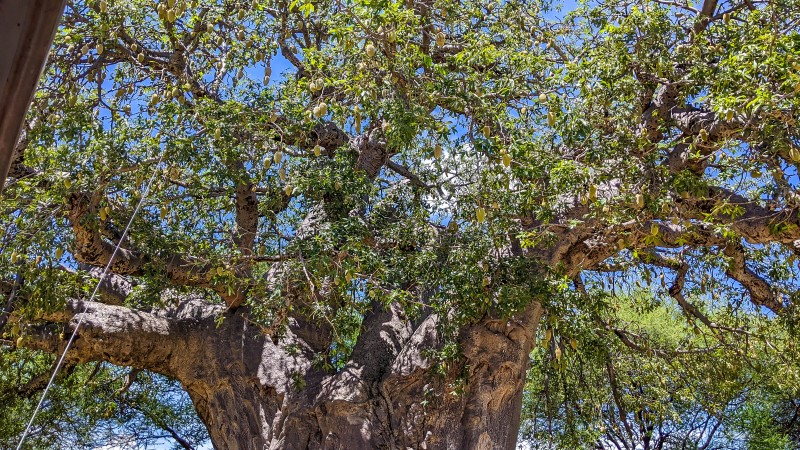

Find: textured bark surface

[33,298,542,450]
[192,304,542,450]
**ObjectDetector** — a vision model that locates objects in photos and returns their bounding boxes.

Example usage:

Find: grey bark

[34,299,543,450]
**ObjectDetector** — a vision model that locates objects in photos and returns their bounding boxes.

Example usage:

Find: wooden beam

[0,0,65,194]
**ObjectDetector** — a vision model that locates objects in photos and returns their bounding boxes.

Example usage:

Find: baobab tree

[2,0,800,448]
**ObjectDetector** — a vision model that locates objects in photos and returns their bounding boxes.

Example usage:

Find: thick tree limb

[28,299,223,379]
[679,186,800,247]
[723,243,783,313]
[234,180,259,255]
[67,192,245,307]
[76,263,133,306]
[694,0,719,32]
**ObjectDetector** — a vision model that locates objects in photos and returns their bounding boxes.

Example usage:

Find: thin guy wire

[16,151,164,449]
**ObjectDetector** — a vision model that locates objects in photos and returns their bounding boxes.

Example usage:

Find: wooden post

[0,0,65,194]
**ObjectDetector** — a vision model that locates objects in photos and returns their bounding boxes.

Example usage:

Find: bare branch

[386,160,432,189]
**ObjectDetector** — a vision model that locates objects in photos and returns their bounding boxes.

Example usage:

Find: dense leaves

[522,290,800,449]
[2,0,800,447]
[0,352,207,449]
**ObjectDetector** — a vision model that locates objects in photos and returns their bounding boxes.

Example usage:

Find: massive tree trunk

[32,298,543,450]
[8,109,554,450]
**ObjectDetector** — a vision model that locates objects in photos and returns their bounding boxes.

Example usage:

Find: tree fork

[27,297,543,449]
[181,302,543,450]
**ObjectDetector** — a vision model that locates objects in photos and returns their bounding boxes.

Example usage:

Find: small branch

[386,160,432,189]
[3,358,77,400]
[116,368,141,395]
[0,272,23,334]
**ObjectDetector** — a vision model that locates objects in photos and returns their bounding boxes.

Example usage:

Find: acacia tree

[2,0,800,448]
[520,292,800,449]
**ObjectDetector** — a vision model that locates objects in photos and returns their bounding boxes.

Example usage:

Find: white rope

[16,150,164,449]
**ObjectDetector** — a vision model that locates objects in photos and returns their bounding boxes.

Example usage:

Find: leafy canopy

[2,0,800,447]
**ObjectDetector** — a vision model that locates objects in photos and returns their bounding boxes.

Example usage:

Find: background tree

[520,290,800,450]
[2,0,800,448]
[0,355,208,449]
